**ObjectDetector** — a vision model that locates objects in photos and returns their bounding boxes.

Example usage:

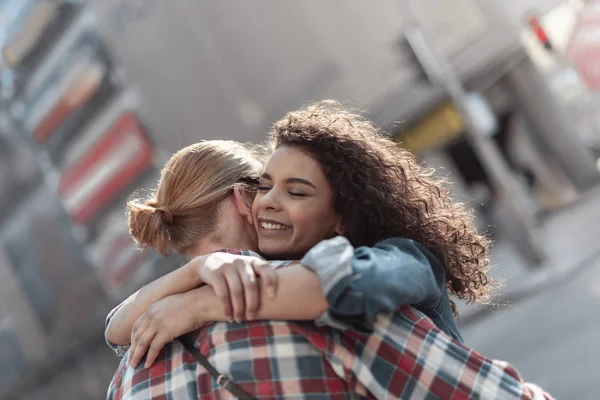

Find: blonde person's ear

[232,185,253,224]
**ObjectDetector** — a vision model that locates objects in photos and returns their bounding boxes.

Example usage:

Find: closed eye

[258,185,272,192]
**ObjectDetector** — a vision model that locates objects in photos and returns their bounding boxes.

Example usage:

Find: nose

[256,187,281,211]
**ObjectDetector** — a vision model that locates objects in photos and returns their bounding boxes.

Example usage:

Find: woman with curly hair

[246,99,492,344]
[266,100,492,315]
[107,100,494,368]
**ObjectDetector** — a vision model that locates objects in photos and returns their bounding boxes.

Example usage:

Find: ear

[232,185,254,225]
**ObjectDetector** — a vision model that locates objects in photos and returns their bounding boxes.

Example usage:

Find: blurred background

[0,0,599,398]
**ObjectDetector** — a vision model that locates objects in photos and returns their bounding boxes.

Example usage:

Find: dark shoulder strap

[178,335,255,400]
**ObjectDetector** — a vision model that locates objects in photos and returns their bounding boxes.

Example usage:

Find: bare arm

[127,263,327,346]
[105,253,319,346]
[125,263,329,368]
[105,258,205,346]
[190,264,328,322]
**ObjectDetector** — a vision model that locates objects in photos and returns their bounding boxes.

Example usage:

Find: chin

[259,242,293,260]
[259,245,283,259]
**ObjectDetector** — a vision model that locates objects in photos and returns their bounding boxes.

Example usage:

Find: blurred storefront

[0,0,598,398]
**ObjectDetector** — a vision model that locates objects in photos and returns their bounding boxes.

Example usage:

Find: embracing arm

[127,232,443,339]
[105,259,204,346]
[108,261,329,347]
[124,238,445,368]
[124,263,329,368]
[185,237,442,329]
[108,235,441,346]
[301,236,444,332]
[189,263,328,322]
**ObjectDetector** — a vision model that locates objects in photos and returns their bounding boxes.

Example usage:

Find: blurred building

[0,0,598,398]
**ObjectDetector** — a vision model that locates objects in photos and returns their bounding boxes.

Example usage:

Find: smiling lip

[257,218,291,235]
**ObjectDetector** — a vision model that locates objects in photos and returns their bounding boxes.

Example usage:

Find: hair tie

[156,206,174,225]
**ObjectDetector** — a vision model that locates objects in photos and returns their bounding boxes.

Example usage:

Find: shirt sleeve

[486,358,554,400]
[300,236,445,332]
[105,302,130,358]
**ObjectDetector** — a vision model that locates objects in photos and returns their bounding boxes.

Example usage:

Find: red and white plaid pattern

[108,322,357,399]
[107,249,553,400]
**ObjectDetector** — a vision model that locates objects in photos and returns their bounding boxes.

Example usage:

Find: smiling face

[252,145,342,259]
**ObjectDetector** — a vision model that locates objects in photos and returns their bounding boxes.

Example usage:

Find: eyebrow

[260,173,317,189]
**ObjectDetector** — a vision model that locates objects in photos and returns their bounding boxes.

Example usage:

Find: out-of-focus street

[2,0,600,398]
[463,257,600,400]
[460,187,600,400]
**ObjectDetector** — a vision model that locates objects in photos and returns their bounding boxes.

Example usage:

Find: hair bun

[128,198,172,255]
[141,200,175,226]
[156,206,174,225]
[143,199,158,209]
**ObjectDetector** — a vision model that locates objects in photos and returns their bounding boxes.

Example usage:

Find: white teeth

[261,222,288,230]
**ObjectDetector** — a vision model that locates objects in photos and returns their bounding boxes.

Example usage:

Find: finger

[241,264,259,320]
[210,273,233,322]
[131,315,147,345]
[129,327,157,368]
[130,328,156,369]
[127,341,136,368]
[144,332,169,368]
[254,261,277,298]
[128,316,148,364]
[225,268,245,323]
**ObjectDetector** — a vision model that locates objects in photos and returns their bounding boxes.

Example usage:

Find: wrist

[189,292,208,327]
[184,255,208,286]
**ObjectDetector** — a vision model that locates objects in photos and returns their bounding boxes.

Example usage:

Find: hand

[128,294,204,369]
[192,252,277,323]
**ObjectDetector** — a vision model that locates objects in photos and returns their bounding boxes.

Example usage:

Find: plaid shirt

[107,249,553,400]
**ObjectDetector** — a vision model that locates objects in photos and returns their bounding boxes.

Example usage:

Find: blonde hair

[127,140,264,255]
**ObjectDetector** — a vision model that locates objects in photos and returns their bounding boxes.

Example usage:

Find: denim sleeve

[300,236,445,333]
[105,302,130,358]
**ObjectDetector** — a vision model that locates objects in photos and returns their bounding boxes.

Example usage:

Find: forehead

[265,146,322,175]
[264,146,325,179]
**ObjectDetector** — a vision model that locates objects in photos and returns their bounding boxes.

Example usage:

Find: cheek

[251,195,261,218]
[292,204,337,239]
[291,209,318,232]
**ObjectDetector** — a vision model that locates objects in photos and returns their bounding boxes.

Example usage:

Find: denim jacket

[301,236,464,343]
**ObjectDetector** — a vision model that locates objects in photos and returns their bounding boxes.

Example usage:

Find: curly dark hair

[268,100,493,307]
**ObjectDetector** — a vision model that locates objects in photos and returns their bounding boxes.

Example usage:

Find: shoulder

[377,238,444,272]
[109,339,199,399]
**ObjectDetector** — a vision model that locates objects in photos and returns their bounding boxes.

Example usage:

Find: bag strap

[178,335,255,400]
